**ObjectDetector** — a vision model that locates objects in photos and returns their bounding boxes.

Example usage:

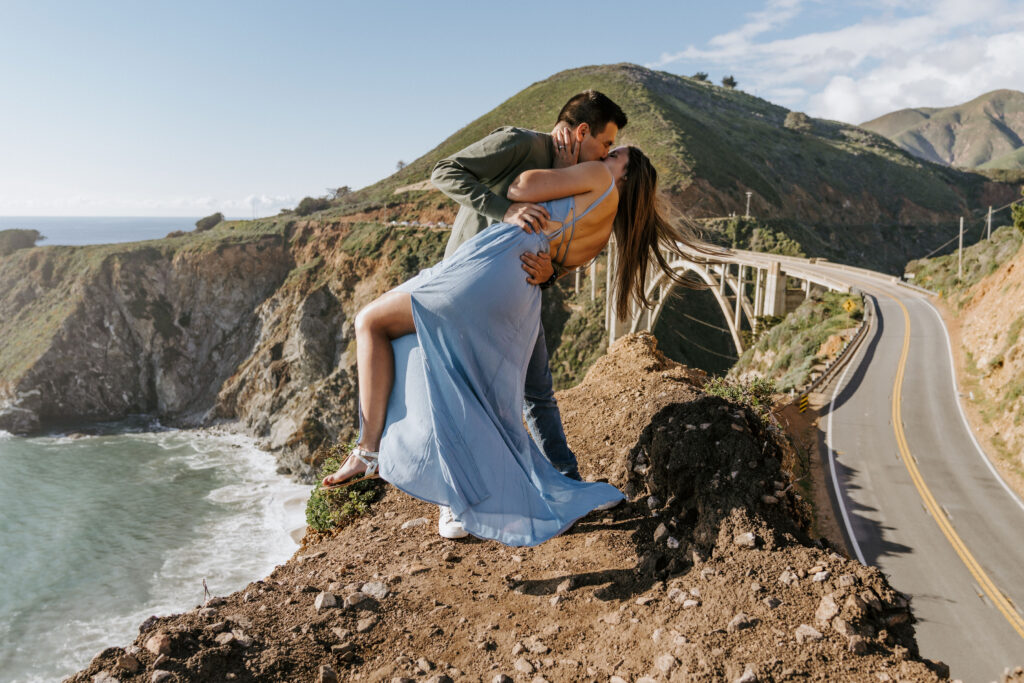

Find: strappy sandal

[320,446,380,490]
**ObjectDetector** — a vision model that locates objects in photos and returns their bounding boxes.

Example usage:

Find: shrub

[0,229,42,256]
[305,442,382,532]
[195,212,224,232]
[692,71,709,82]
[721,75,737,89]
[295,196,331,216]
[784,111,812,133]
[704,375,778,423]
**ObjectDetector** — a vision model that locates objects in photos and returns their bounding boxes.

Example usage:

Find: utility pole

[958,216,964,280]
[987,205,992,240]
[745,191,752,219]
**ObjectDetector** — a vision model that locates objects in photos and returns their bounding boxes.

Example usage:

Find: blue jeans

[523,322,581,480]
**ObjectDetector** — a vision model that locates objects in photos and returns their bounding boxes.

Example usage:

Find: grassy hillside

[904,223,1023,308]
[861,89,1024,170]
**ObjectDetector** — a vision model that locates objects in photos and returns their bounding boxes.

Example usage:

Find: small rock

[144,633,171,656]
[232,630,253,647]
[848,634,868,654]
[314,592,337,612]
[526,638,549,654]
[683,599,701,609]
[795,624,823,643]
[417,657,435,672]
[610,677,629,683]
[846,594,871,619]
[838,574,857,587]
[401,517,429,529]
[299,550,326,563]
[407,564,430,575]
[344,592,368,608]
[655,654,679,672]
[653,523,669,543]
[514,657,535,674]
[832,617,856,637]
[689,587,702,597]
[666,536,680,549]
[215,632,235,646]
[761,495,778,504]
[512,642,525,656]
[736,666,758,683]
[749,581,763,593]
[763,597,781,609]
[318,665,338,683]
[727,613,752,633]
[115,654,140,674]
[556,578,575,593]
[197,607,217,619]
[362,581,389,600]
[205,621,228,633]
[808,565,824,573]
[357,616,378,633]
[151,673,173,683]
[93,673,119,683]
[667,587,683,602]
[647,496,661,510]
[427,676,453,683]
[812,570,831,583]
[492,676,513,683]
[441,551,460,563]
[778,570,798,586]
[734,532,757,548]
[548,595,561,607]
[858,590,882,612]
[815,594,839,623]
[636,596,657,606]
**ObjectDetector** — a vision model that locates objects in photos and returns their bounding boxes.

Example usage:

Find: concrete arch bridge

[584,244,875,354]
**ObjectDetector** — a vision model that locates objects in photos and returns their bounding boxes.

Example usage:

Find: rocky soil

[69,334,953,683]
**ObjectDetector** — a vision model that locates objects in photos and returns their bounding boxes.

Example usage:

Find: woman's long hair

[611,146,718,320]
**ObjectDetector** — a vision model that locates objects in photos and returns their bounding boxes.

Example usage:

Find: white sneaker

[438,506,468,539]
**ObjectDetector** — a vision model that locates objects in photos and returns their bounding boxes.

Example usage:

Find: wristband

[539,270,558,290]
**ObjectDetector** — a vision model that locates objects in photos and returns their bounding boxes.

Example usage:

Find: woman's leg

[323,291,414,485]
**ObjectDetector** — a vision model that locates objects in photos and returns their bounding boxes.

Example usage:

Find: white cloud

[649,0,1024,123]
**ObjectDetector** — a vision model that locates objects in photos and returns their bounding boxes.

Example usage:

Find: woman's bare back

[541,183,618,269]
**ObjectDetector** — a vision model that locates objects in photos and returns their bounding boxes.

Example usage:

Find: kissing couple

[321,90,708,546]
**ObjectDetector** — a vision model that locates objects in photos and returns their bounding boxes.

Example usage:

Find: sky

[2,0,1023,217]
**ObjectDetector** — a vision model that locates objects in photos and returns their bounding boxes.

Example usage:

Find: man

[430,90,628,538]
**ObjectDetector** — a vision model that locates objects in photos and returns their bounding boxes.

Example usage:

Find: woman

[322,146,707,546]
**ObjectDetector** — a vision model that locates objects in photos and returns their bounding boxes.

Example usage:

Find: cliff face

[0,219,448,478]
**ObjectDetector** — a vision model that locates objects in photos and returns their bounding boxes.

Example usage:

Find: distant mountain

[860,89,1024,170]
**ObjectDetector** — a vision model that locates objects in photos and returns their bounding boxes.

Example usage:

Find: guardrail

[796,291,875,400]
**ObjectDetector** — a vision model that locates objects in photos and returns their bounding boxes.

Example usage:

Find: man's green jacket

[431,126,554,259]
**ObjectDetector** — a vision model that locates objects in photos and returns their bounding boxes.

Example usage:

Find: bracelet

[539,270,558,290]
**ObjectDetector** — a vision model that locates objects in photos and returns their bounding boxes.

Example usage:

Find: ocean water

[0,216,210,246]
[0,421,310,683]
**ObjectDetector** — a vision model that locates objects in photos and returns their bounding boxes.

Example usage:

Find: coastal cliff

[0,218,447,477]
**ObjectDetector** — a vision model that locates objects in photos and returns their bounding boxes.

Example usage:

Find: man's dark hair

[556,90,627,135]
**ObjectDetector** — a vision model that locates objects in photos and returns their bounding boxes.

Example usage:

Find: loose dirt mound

[70,333,949,683]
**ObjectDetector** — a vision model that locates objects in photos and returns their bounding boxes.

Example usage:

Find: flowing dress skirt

[376,222,624,546]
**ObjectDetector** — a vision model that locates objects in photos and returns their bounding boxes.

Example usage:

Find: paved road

[796,262,1024,681]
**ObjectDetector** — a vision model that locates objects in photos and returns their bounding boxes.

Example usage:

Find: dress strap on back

[549,178,616,267]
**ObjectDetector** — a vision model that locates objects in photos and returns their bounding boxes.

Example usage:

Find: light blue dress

[375,181,624,546]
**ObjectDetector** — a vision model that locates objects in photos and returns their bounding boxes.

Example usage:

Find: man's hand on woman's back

[504,202,549,233]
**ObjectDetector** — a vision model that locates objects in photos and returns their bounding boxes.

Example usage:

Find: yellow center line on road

[885,292,1024,640]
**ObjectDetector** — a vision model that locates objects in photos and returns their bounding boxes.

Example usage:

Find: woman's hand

[552,127,579,169]
[521,250,554,285]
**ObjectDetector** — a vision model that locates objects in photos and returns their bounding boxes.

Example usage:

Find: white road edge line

[922,298,1024,515]
[826,298,869,566]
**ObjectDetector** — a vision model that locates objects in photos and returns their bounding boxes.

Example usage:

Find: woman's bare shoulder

[577,160,614,185]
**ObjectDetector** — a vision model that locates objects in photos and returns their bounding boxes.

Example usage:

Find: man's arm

[432,128,547,227]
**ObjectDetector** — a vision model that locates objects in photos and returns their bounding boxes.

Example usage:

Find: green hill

[332,63,1015,275]
[860,89,1024,170]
